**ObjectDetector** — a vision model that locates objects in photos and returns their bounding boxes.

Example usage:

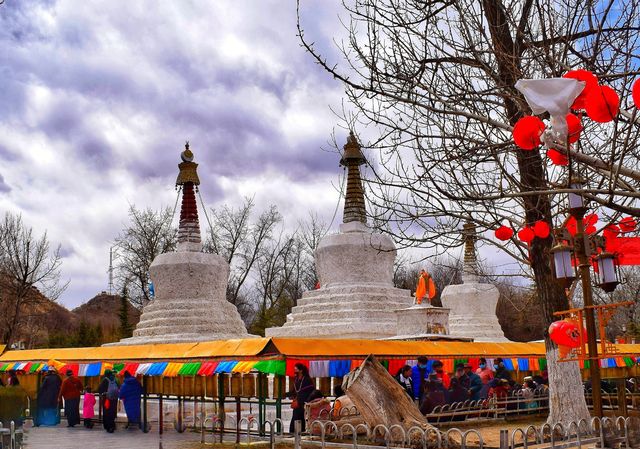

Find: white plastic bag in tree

[515,78,585,142]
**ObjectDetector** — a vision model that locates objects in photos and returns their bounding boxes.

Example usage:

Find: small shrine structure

[440,223,508,342]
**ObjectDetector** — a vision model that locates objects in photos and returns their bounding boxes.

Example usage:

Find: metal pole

[573,209,603,417]
[499,429,509,449]
[217,374,225,432]
[235,396,241,444]
[275,375,283,434]
[142,376,148,432]
[159,394,163,435]
[258,372,265,436]
[294,419,302,449]
[616,378,628,418]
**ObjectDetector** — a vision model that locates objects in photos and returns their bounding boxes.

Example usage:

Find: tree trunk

[342,355,434,431]
[481,0,591,425]
[545,344,590,425]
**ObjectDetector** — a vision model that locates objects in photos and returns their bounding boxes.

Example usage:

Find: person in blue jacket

[463,363,483,401]
[411,356,429,400]
[119,371,143,429]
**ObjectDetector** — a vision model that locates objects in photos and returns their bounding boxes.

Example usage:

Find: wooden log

[342,354,434,431]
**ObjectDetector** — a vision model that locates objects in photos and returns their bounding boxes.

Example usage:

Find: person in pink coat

[83,386,96,429]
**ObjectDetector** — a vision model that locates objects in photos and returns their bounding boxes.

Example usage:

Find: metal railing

[0,421,23,449]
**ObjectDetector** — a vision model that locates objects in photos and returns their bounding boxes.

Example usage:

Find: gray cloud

[0,173,11,193]
[0,0,350,308]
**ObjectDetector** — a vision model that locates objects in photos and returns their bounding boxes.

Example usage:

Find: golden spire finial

[340,131,367,224]
[176,141,200,186]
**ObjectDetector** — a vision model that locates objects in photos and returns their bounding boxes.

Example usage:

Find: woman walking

[288,363,313,433]
[97,369,120,433]
[35,369,62,426]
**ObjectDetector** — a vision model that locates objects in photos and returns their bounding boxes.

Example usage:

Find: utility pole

[108,247,114,295]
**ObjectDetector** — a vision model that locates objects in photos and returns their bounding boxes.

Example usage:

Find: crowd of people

[397,356,549,416]
[286,358,551,432]
[29,367,144,432]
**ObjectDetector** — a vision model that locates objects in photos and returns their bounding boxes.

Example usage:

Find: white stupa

[265,133,414,339]
[110,144,253,345]
[440,223,509,342]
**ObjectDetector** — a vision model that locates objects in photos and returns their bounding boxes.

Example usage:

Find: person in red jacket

[431,360,451,389]
[58,369,83,427]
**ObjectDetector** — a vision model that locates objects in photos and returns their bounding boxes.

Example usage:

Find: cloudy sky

[0,0,360,308]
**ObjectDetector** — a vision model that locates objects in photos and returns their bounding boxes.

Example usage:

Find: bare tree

[113,205,177,308]
[298,212,328,290]
[203,198,282,322]
[297,0,640,423]
[250,231,300,334]
[0,212,67,345]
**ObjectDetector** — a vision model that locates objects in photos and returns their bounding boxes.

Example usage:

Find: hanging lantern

[585,85,619,123]
[563,70,598,110]
[566,113,583,143]
[533,220,550,238]
[584,213,598,226]
[547,148,568,166]
[594,252,621,293]
[513,116,545,150]
[551,243,575,284]
[518,226,535,243]
[619,216,637,232]
[584,213,598,235]
[632,79,640,109]
[548,319,582,348]
[495,225,514,241]
[567,177,586,214]
[603,224,620,240]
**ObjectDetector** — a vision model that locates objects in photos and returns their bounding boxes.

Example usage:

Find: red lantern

[566,113,583,143]
[495,225,514,241]
[585,85,619,123]
[518,226,535,243]
[603,224,620,241]
[563,70,598,110]
[513,116,545,150]
[533,220,550,239]
[547,148,568,166]
[620,216,637,232]
[632,79,640,109]
[584,213,598,226]
[549,319,583,348]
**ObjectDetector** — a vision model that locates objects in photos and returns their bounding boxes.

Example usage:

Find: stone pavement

[23,425,207,449]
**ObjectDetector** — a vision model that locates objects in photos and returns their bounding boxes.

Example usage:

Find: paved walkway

[23,425,208,449]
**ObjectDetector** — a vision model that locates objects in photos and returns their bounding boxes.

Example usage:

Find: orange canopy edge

[0,337,637,363]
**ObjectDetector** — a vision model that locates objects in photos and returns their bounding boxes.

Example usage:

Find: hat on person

[523,376,533,381]
[464,363,473,369]
[499,378,509,385]
[455,362,465,371]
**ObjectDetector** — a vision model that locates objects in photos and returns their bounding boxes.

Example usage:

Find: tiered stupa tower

[440,222,508,342]
[266,132,414,339]
[112,144,252,345]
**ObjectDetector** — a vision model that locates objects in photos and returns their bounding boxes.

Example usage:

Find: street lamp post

[569,205,603,417]
[515,77,629,418]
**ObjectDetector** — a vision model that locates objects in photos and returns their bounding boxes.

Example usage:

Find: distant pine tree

[119,285,132,338]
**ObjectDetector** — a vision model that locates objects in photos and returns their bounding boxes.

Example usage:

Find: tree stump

[342,355,435,432]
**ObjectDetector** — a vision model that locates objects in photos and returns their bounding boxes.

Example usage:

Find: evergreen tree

[118,285,132,338]
[75,320,91,347]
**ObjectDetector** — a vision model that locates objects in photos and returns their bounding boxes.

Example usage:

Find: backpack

[106,378,119,400]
